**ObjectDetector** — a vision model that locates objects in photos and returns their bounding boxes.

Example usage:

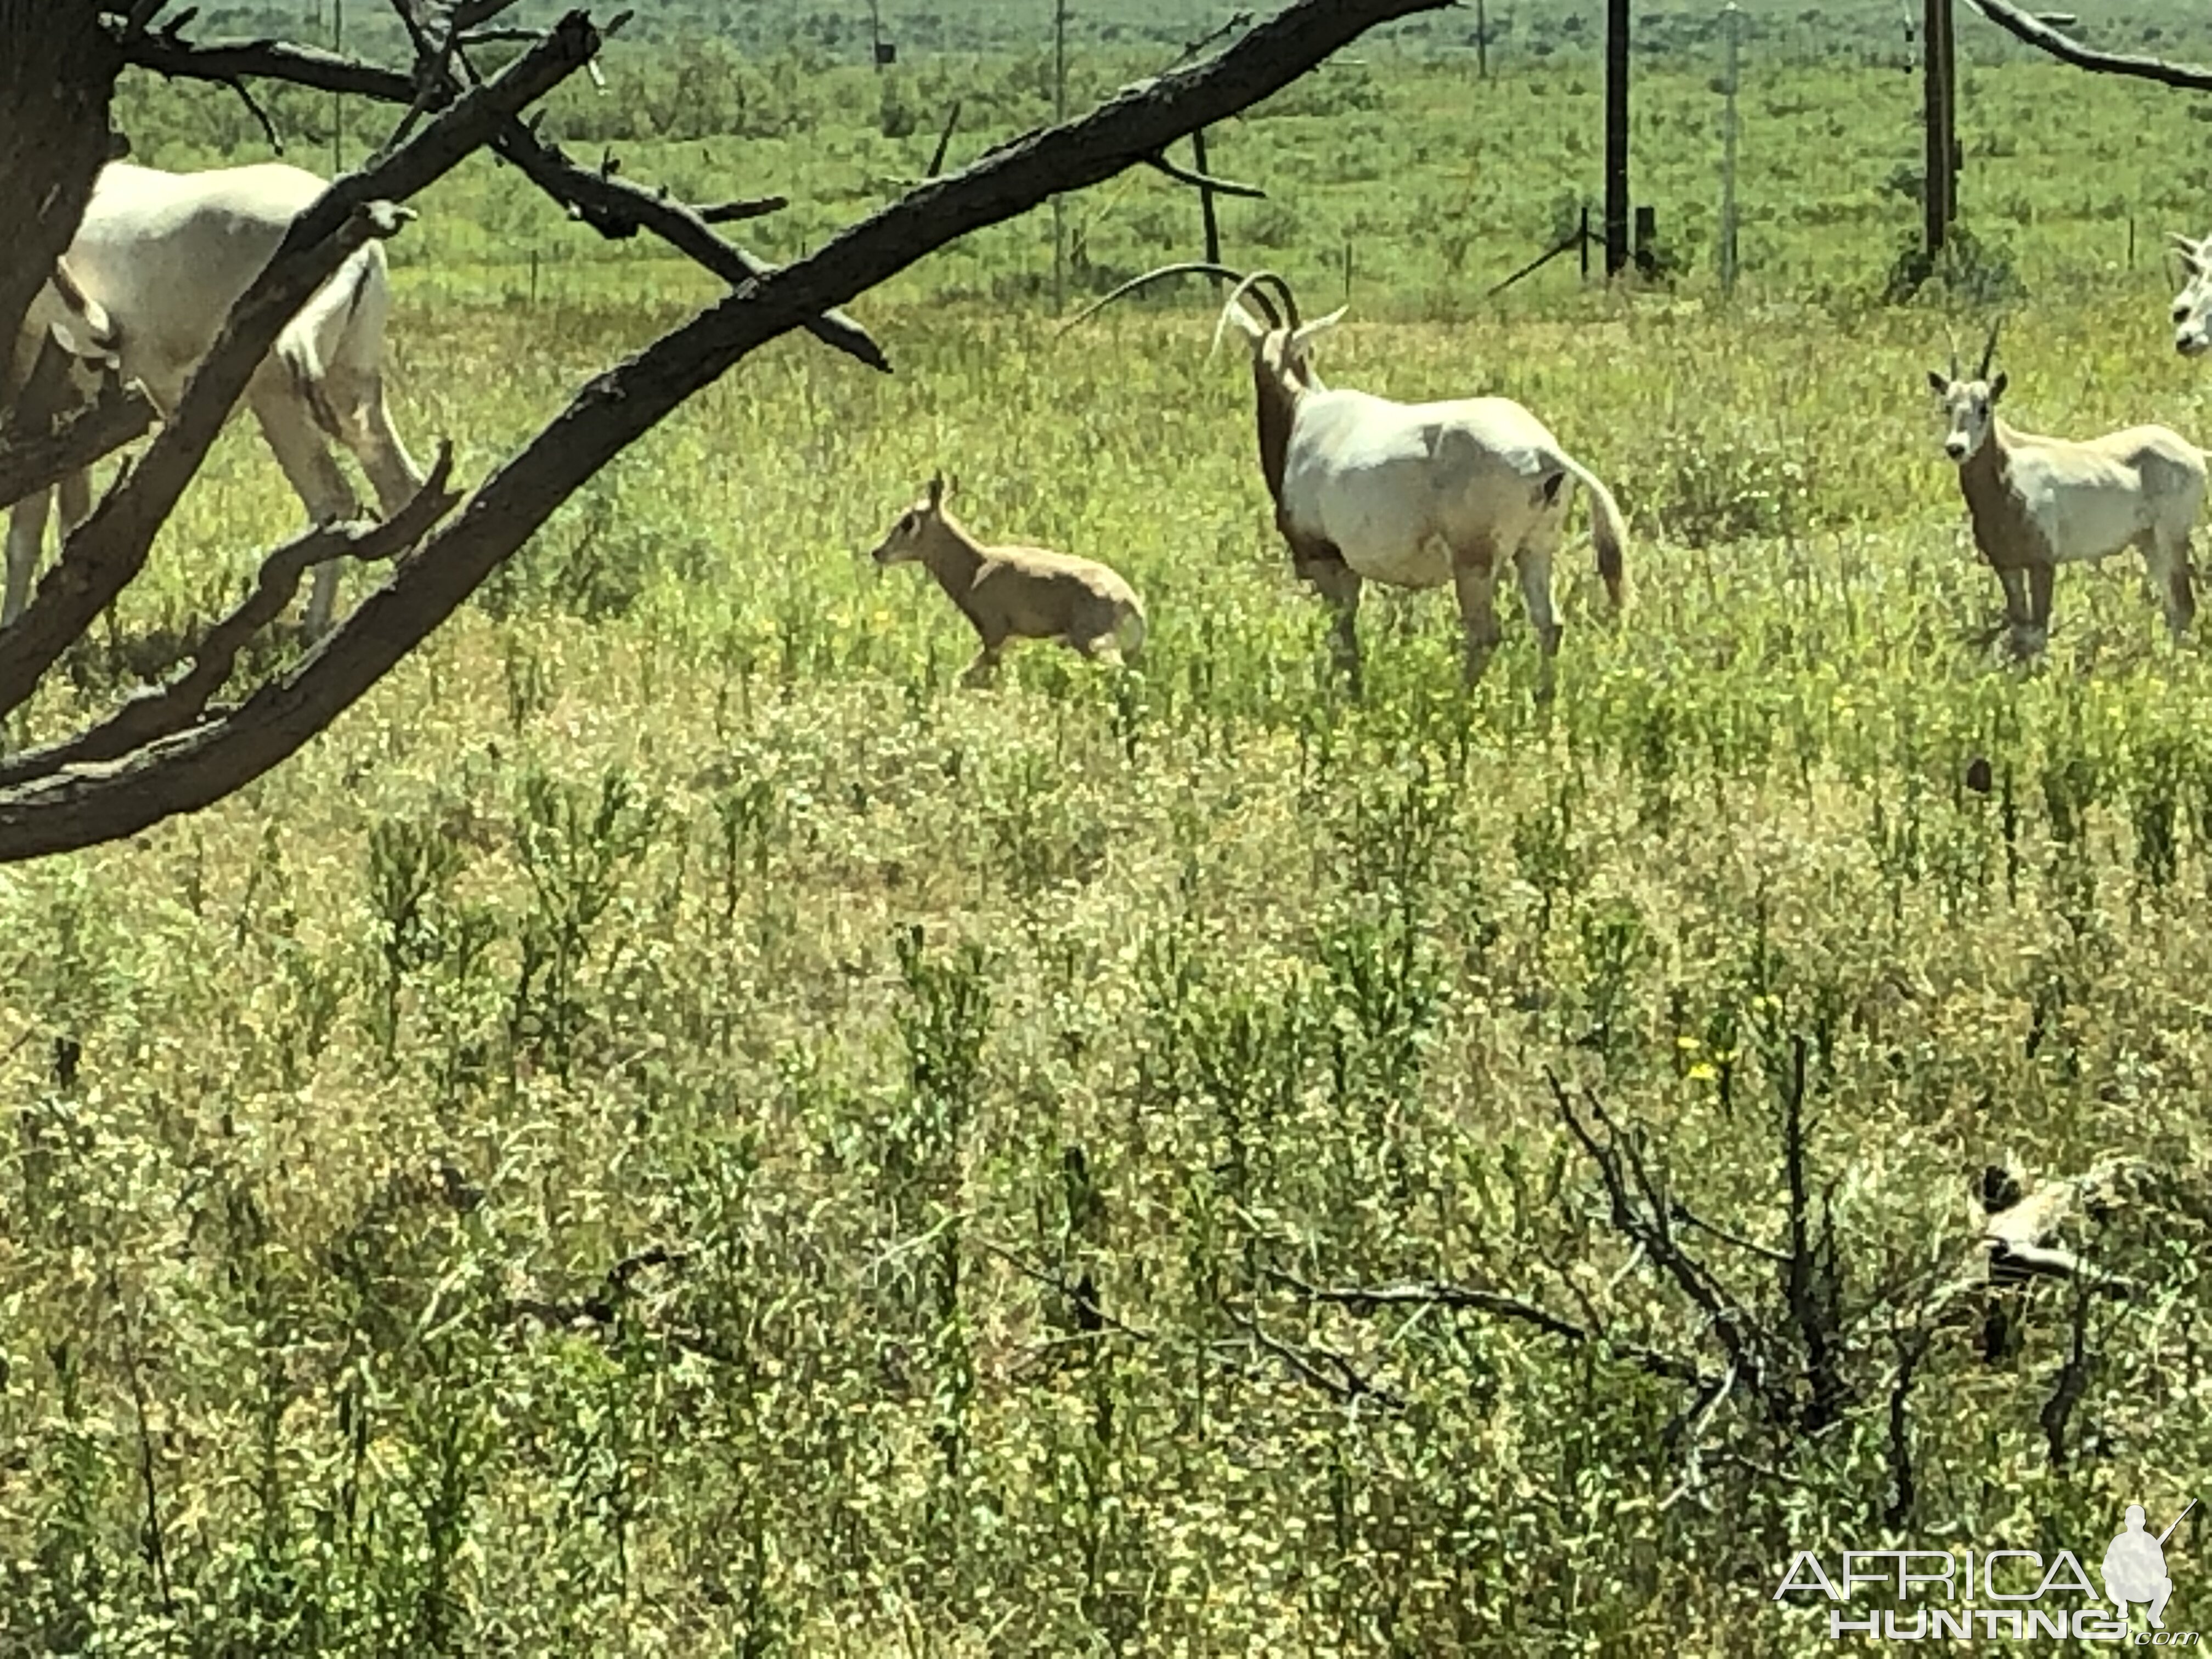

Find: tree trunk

[0,1,119,386]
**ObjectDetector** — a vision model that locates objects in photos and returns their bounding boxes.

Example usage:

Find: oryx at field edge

[2168,229,2212,357]
[1928,323,2207,656]
[1063,261,1627,693]
[3,160,427,637]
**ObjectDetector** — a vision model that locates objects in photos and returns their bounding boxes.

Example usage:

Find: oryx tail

[1555,449,1628,610]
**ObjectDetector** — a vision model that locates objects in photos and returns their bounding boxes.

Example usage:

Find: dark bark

[0,17,602,722]
[1966,0,2212,91]
[0,0,1448,861]
[0,1,119,368]
[0,352,155,510]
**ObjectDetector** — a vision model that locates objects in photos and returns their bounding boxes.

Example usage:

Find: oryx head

[2170,230,2212,357]
[1059,261,1347,391]
[39,257,119,368]
[868,472,955,566]
[1926,321,2007,464]
[1060,263,1346,503]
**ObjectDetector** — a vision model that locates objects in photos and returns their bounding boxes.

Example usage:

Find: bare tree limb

[0,447,458,786]
[1144,149,1266,200]
[0,0,119,363]
[0,0,1451,860]
[221,68,284,151]
[110,26,883,371]
[1964,0,2212,91]
[1229,1307,1407,1410]
[1271,1268,1707,1384]
[0,13,602,723]
[0,360,156,511]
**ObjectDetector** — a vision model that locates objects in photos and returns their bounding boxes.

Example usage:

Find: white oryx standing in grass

[3,160,427,636]
[1928,327,2205,657]
[1064,262,1627,691]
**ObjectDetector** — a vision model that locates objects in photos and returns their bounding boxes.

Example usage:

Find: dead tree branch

[0,16,601,721]
[1965,0,2212,92]
[0,0,1448,862]
[0,447,459,786]
[1271,1268,1707,1385]
[110,26,883,371]
[0,0,119,359]
[0,358,156,511]
[1144,149,1266,199]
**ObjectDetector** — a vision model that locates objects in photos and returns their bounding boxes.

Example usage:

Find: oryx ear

[1989,371,2007,400]
[1927,369,1950,395]
[44,261,117,368]
[1287,306,1348,359]
[1207,299,1268,362]
[926,472,946,508]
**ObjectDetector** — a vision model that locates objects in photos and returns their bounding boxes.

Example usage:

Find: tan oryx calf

[1928,331,2205,656]
[1063,261,1627,694]
[866,475,1147,684]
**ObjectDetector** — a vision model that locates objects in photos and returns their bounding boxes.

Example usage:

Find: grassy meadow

[10,19,2212,1657]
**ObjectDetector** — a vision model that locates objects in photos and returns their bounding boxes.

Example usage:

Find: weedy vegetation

[5,4,2212,1653]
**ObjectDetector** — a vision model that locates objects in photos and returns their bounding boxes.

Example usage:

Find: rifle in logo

[2104,1499,2194,1630]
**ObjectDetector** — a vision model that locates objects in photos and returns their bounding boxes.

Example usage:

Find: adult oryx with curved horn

[1063,261,1627,692]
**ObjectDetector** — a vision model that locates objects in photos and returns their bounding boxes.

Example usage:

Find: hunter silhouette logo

[2107,1501,2194,1631]
[1773,1496,2200,1643]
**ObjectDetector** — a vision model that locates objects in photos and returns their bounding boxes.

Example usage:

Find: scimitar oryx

[1064,262,1627,692]
[3,160,427,637]
[1928,323,2205,656]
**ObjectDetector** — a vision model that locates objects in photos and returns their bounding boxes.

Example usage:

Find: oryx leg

[2142,529,2197,640]
[4,490,53,627]
[1289,532,1364,688]
[1991,565,2035,656]
[1513,532,1565,700]
[961,627,1009,686]
[329,369,427,519]
[249,379,362,640]
[56,470,92,539]
[2023,563,2055,655]
[1451,536,1504,686]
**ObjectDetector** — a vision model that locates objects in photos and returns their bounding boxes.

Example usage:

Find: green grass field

[9,20,2212,1655]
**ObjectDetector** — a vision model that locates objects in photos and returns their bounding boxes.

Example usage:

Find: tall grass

[5,41,2212,1656]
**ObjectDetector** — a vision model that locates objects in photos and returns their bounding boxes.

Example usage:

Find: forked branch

[0,0,1451,861]
[1965,0,2212,91]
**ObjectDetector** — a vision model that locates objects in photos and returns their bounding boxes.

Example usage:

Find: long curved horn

[1943,321,1962,383]
[1227,269,1302,331]
[1977,315,2001,380]
[1058,262,1265,335]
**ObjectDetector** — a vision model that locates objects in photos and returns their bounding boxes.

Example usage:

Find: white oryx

[1928,328,2205,656]
[1064,261,1627,690]
[3,160,426,635]
[2168,230,2212,357]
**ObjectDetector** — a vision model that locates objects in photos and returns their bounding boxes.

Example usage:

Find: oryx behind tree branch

[4,161,428,639]
[1928,322,2206,656]
[1065,262,1627,692]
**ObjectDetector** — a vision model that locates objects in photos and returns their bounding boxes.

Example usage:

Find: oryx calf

[866,475,1147,684]
[1064,262,1627,692]
[3,160,426,636]
[1928,334,2205,655]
